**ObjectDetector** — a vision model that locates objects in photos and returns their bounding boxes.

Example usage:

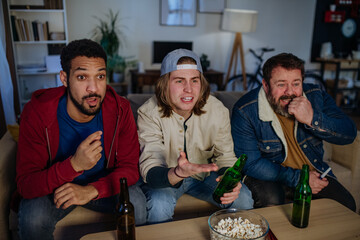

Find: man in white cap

[137,49,253,224]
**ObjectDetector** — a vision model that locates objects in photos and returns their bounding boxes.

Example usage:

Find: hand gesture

[54,183,99,209]
[175,152,219,178]
[71,131,103,172]
[287,96,313,126]
[216,177,242,204]
[309,170,329,194]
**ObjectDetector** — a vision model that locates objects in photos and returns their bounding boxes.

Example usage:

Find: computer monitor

[152,41,193,64]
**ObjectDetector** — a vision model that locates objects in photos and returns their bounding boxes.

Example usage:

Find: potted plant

[108,55,126,83]
[92,10,127,82]
[200,54,210,72]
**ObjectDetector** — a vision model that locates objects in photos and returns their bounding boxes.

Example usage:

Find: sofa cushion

[322,141,332,163]
[212,91,245,117]
[126,94,153,123]
[323,141,352,194]
[0,131,17,240]
[327,161,352,191]
[323,132,360,213]
[7,124,19,142]
[331,134,360,171]
[173,194,219,220]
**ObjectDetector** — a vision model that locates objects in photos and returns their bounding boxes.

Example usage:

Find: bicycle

[303,69,327,92]
[225,47,274,92]
[225,48,327,92]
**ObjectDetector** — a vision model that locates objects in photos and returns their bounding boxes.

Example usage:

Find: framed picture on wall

[198,0,225,13]
[160,0,196,26]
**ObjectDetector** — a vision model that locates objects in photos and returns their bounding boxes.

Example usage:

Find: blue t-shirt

[55,95,108,185]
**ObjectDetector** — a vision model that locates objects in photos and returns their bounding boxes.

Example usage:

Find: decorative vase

[112,72,124,83]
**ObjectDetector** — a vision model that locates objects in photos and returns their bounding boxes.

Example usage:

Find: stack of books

[9,0,63,10]
[11,16,49,42]
[44,0,63,9]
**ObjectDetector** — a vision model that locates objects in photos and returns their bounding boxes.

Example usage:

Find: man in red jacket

[16,39,146,239]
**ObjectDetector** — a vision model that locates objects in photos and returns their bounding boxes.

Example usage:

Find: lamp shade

[221,9,258,33]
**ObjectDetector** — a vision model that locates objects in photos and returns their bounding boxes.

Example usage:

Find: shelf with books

[18,71,61,76]
[9,0,64,10]
[8,0,68,110]
[9,8,64,13]
[14,40,67,44]
[10,11,65,42]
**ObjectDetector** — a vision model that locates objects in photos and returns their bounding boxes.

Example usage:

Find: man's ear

[60,71,68,87]
[262,79,269,94]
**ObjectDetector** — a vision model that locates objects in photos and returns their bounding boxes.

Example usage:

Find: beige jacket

[138,95,237,182]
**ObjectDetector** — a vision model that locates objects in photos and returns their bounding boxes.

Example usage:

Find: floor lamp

[221,9,258,90]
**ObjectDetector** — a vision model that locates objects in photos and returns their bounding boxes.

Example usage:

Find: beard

[266,91,297,118]
[67,82,103,116]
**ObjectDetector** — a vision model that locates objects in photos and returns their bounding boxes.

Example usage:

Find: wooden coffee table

[80,199,360,240]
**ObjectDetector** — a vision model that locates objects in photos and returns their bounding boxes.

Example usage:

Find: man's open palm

[175,151,218,178]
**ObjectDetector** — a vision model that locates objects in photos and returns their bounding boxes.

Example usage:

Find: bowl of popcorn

[208,209,269,240]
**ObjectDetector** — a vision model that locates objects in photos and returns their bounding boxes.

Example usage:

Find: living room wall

[65,0,317,79]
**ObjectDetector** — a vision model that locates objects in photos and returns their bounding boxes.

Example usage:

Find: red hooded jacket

[16,86,139,199]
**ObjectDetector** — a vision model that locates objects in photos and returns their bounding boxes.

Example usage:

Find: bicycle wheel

[225,74,260,92]
[304,73,326,92]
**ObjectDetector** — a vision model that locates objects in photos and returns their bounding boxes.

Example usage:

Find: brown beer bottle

[116,178,136,240]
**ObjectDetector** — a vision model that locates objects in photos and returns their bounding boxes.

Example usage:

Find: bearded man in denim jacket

[231,53,357,211]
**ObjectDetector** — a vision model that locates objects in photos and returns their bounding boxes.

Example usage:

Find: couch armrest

[0,131,17,239]
[330,132,360,189]
[330,131,360,213]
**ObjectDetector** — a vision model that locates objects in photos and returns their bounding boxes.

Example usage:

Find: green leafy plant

[108,55,126,73]
[200,54,210,71]
[92,10,133,81]
[92,9,126,57]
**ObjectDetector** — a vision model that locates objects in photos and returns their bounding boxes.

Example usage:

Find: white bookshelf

[8,0,68,110]
[14,40,67,44]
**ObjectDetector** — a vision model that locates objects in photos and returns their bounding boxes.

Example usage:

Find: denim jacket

[231,84,357,187]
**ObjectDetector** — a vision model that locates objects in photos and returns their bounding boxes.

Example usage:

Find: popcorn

[213,216,264,239]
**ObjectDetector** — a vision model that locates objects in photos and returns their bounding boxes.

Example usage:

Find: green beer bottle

[291,164,312,228]
[116,178,136,240]
[213,154,247,204]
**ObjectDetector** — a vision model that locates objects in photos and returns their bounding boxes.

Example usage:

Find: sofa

[1,91,359,240]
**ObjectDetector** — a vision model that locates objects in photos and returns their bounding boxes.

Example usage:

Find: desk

[130,69,224,93]
[204,69,224,91]
[316,58,360,109]
[130,70,160,93]
[80,199,360,240]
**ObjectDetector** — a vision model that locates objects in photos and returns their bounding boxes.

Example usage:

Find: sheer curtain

[0,0,16,125]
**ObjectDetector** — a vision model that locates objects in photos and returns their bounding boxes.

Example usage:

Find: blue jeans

[18,184,146,240]
[140,172,253,224]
